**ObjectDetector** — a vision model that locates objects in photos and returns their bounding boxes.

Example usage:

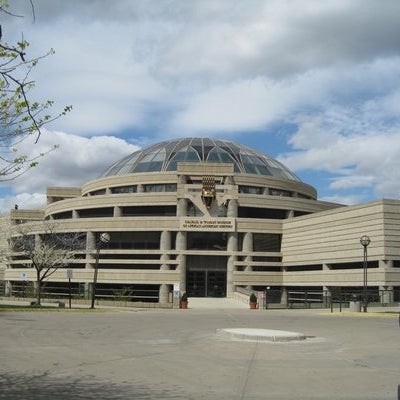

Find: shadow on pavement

[0,372,189,400]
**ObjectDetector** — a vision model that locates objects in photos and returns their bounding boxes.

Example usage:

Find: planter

[249,301,257,310]
[180,300,188,309]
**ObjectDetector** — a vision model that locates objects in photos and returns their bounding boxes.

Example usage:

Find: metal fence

[5,282,160,304]
[262,288,396,309]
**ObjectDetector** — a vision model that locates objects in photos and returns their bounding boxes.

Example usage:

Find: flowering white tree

[12,222,85,305]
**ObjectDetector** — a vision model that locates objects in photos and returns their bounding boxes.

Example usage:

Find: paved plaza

[0,304,399,399]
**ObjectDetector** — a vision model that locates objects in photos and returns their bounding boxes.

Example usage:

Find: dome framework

[103,137,300,181]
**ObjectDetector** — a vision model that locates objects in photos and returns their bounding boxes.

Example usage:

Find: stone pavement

[0,301,399,399]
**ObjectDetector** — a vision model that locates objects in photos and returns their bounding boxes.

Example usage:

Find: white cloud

[4,131,139,206]
[1,0,400,207]
[0,193,47,215]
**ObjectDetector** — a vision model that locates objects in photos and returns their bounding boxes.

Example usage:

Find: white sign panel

[180,217,235,232]
[20,272,27,281]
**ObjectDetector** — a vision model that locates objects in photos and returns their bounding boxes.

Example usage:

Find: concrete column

[85,231,96,269]
[5,281,12,296]
[379,260,393,269]
[224,176,233,185]
[177,198,187,217]
[380,285,393,305]
[323,263,332,270]
[72,210,79,219]
[159,284,170,304]
[176,231,187,292]
[160,230,171,270]
[113,206,122,217]
[226,232,238,297]
[243,232,253,271]
[227,198,238,218]
[280,287,288,306]
[137,184,144,193]
[35,234,42,247]
[323,286,332,306]
[86,282,93,301]
[106,188,111,195]
[286,210,294,218]
[178,175,187,185]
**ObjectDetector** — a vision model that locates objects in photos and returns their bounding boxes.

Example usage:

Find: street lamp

[360,235,371,313]
[90,232,110,309]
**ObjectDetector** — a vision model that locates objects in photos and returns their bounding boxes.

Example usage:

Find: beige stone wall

[4,161,400,296]
[281,200,399,265]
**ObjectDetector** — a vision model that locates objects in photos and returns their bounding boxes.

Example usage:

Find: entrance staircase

[186,297,248,309]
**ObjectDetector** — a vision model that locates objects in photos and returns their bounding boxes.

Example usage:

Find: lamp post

[360,235,371,313]
[90,232,110,309]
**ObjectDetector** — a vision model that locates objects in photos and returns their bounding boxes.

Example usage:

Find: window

[270,189,292,197]
[111,186,137,194]
[239,186,263,195]
[144,184,177,192]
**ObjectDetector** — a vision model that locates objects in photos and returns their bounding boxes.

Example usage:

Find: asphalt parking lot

[0,306,399,400]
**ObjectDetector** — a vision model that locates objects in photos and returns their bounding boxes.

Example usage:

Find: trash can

[349,295,361,312]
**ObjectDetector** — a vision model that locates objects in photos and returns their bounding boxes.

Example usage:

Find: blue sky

[1,0,400,212]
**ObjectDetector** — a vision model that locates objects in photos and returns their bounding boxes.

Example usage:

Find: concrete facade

[2,138,400,304]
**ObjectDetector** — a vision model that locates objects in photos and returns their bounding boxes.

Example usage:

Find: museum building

[2,137,400,305]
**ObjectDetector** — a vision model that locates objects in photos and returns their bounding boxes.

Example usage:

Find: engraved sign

[180,217,235,232]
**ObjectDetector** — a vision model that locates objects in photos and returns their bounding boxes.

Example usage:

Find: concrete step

[185,297,249,309]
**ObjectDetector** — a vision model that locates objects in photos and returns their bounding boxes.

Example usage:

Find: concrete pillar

[243,232,253,271]
[5,281,12,296]
[86,282,93,301]
[86,231,96,269]
[323,286,332,306]
[177,198,187,217]
[113,206,122,217]
[226,232,238,297]
[105,188,111,195]
[72,210,79,219]
[227,198,238,218]
[280,287,288,306]
[176,231,187,292]
[380,285,393,305]
[286,210,294,218]
[379,260,393,269]
[159,284,170,304]
[35,234,42,247]
[137,184,144,193]
[160,230,171,270]
[224,176,233,185]
[323,263,332,270]
[178,175,187,185]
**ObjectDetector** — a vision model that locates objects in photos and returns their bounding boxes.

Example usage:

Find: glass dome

[102,137,301,181]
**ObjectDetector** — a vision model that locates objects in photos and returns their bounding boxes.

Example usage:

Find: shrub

[249,293,257,303]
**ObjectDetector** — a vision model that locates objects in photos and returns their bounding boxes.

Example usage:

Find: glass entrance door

[186,269,227,297]
[186,255,227,297]
[207,271,226,297]
[187,271,206,297]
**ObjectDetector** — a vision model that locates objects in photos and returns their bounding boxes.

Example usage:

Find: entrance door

[186,271,206,297]
[207,271,226,297]
[186,255,227,297]
[186,270,226,297]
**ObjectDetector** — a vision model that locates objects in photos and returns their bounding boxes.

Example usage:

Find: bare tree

[0,0,71,180]
[12,222,85,305]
